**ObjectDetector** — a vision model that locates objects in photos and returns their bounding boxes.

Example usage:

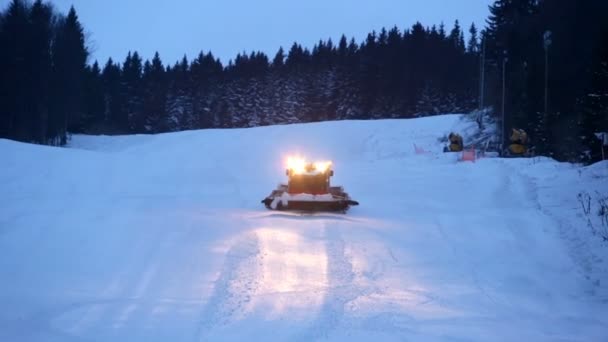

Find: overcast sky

[2,0,494,66]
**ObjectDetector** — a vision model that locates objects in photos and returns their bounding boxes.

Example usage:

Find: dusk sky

[2,0,494,66]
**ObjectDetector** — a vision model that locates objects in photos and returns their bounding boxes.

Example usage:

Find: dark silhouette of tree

[468,23,479,54]
[83,61,105,132]
[166,56,194,130]
[52,6,88,142]
[483,0,608,162]
[1,0,30,141]
[121,51,144,132]
[141,52,167,132]
[28,0,53,143]
[272,47,285,68]
[101,58,126,133]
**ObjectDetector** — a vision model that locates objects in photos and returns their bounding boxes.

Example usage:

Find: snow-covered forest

[1,0,607,163]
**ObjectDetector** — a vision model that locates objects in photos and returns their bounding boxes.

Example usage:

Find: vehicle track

[293,225,365,341]
[196,232,262,341]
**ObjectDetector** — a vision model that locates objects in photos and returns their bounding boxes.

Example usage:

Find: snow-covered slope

[1,115,607,341]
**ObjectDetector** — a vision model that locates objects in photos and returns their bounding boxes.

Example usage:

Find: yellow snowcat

[261,157,359,212]
[506,128,529,156]
[444,132,464,152]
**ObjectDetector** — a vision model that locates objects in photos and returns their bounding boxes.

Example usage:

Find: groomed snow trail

[1,115,607,341]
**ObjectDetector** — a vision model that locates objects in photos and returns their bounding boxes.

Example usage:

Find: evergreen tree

[467,23,479,54]
[82,61,105,132]
[1,0,30,141]
[576,20,608,162]
[121,51,143,132]
[165,56,194,130]
[102,58,126,132]
[337,35,348,64]
[449,20,465,53]
[141,52,167,132]
[485,0,541,149]
[482,0,608,161]
[272,47,284,68]
[191,51,223,128]
[28,0,53,143]
[51,5,88,143]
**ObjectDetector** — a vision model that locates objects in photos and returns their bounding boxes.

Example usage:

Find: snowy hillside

[1,114,607,341]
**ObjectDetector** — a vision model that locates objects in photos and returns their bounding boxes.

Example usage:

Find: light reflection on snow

[251,228,328,318]
[211,217,466,325]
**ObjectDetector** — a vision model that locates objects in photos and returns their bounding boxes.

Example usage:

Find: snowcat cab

[261,158,359,212]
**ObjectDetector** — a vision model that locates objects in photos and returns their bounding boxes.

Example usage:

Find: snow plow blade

[261,198,358,212]
[261,186,359,213]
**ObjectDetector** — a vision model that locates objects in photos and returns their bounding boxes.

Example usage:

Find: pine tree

[28,0,53,143]
[438,22,446,39]
[286,43,308,70]
[467,23,479,54]
[337,35,348,64]
[449,20,465,53]
[578,31,608,162]
[121,51,144,132]
[51,5,88,143]
[485,0,541,149]
[141,52,167,132]
[0,6,6,137]
[165,56,194,130]
[82,61,105,132]
[1,0,30,141]
[102,58,126,132]
[272,47,284,68]
[190,51,222,128]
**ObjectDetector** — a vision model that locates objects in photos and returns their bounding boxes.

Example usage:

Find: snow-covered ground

[1,114,607,341]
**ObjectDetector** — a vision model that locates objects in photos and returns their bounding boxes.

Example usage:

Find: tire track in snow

[512,162,606,298]
[101,222,174,331]
[64,232,151,336]
[432,163,527,316]
[112,264,157,329]
[293,224,364,341]
[433,218,504,311]
[196,232,262,341]
[63,222,187,336]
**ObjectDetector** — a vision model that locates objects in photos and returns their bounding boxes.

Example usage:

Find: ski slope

[1,114,607,341]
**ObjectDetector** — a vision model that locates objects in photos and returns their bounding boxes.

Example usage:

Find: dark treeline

[484,0,608,162]
[1,0,607,162]
[78,20,480,134]
[0,0,86,145]
[0,0,479,142]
